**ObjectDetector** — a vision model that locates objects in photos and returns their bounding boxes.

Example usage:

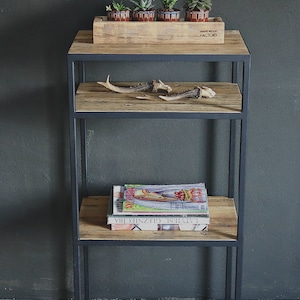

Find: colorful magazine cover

[110,186,210,222]
[123,183,209,214]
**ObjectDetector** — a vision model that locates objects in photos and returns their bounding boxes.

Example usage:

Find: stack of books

[107,183,210,231]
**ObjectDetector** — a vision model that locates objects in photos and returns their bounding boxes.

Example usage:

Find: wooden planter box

[93,16,225,44]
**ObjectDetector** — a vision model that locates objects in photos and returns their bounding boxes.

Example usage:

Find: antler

[97,75,172,94]
[159,86,216,101]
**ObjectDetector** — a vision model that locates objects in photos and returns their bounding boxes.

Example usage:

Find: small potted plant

[106,0,131,21]
[157,0,180,22]
[184,0,212,22]
[130,0,156,21]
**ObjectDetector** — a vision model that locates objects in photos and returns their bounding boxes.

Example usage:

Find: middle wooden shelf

[75,82,242,114]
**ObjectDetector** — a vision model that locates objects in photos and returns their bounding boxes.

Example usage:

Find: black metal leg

[84,246,90,300]
[229,120,236,198]
[234,57,250,300]
[232,61,238,84]
[80,119,88,198]
[235,245,243,300]
[225,247,233,300]
[68,60,82,300]
[73,244,82,300]
[229,61,239,198]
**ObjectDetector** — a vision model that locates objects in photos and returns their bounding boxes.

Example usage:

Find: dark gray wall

[0,0,299,299]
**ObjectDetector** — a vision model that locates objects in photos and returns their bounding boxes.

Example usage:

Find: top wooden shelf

[68,30,250,57]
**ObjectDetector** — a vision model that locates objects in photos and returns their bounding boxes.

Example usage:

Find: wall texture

[0,0,299,299]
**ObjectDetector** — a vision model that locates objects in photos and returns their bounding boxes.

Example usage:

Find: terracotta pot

[132,10,155,21]
[157,9,180,22]
[185,9,210,22]
[107,10,131,21]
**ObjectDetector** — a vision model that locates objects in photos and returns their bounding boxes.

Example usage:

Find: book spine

[112,185,124,215]
[107,215,210,225]
[110,223,209,231]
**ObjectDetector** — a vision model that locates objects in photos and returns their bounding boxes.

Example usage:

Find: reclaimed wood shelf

[76,82,242,114]
[79,196,237,241]
[68,30,249,56]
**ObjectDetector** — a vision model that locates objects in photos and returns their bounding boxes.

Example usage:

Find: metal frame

[68,47,251,300]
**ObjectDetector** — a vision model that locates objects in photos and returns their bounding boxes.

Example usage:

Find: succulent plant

[106,0,131,11]
[159,0,179,11]
[184,0,212,11]
[130,0,155,11]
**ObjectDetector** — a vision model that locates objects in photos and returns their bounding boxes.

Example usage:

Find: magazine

[108,187,210,223]
[122,183,209,214]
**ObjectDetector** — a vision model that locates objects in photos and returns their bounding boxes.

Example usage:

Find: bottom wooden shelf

[79,196,237,242]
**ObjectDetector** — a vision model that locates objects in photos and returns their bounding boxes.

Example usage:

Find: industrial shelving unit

[67,29,251,300]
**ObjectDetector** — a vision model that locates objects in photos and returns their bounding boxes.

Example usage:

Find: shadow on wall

[0,1,106,298]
